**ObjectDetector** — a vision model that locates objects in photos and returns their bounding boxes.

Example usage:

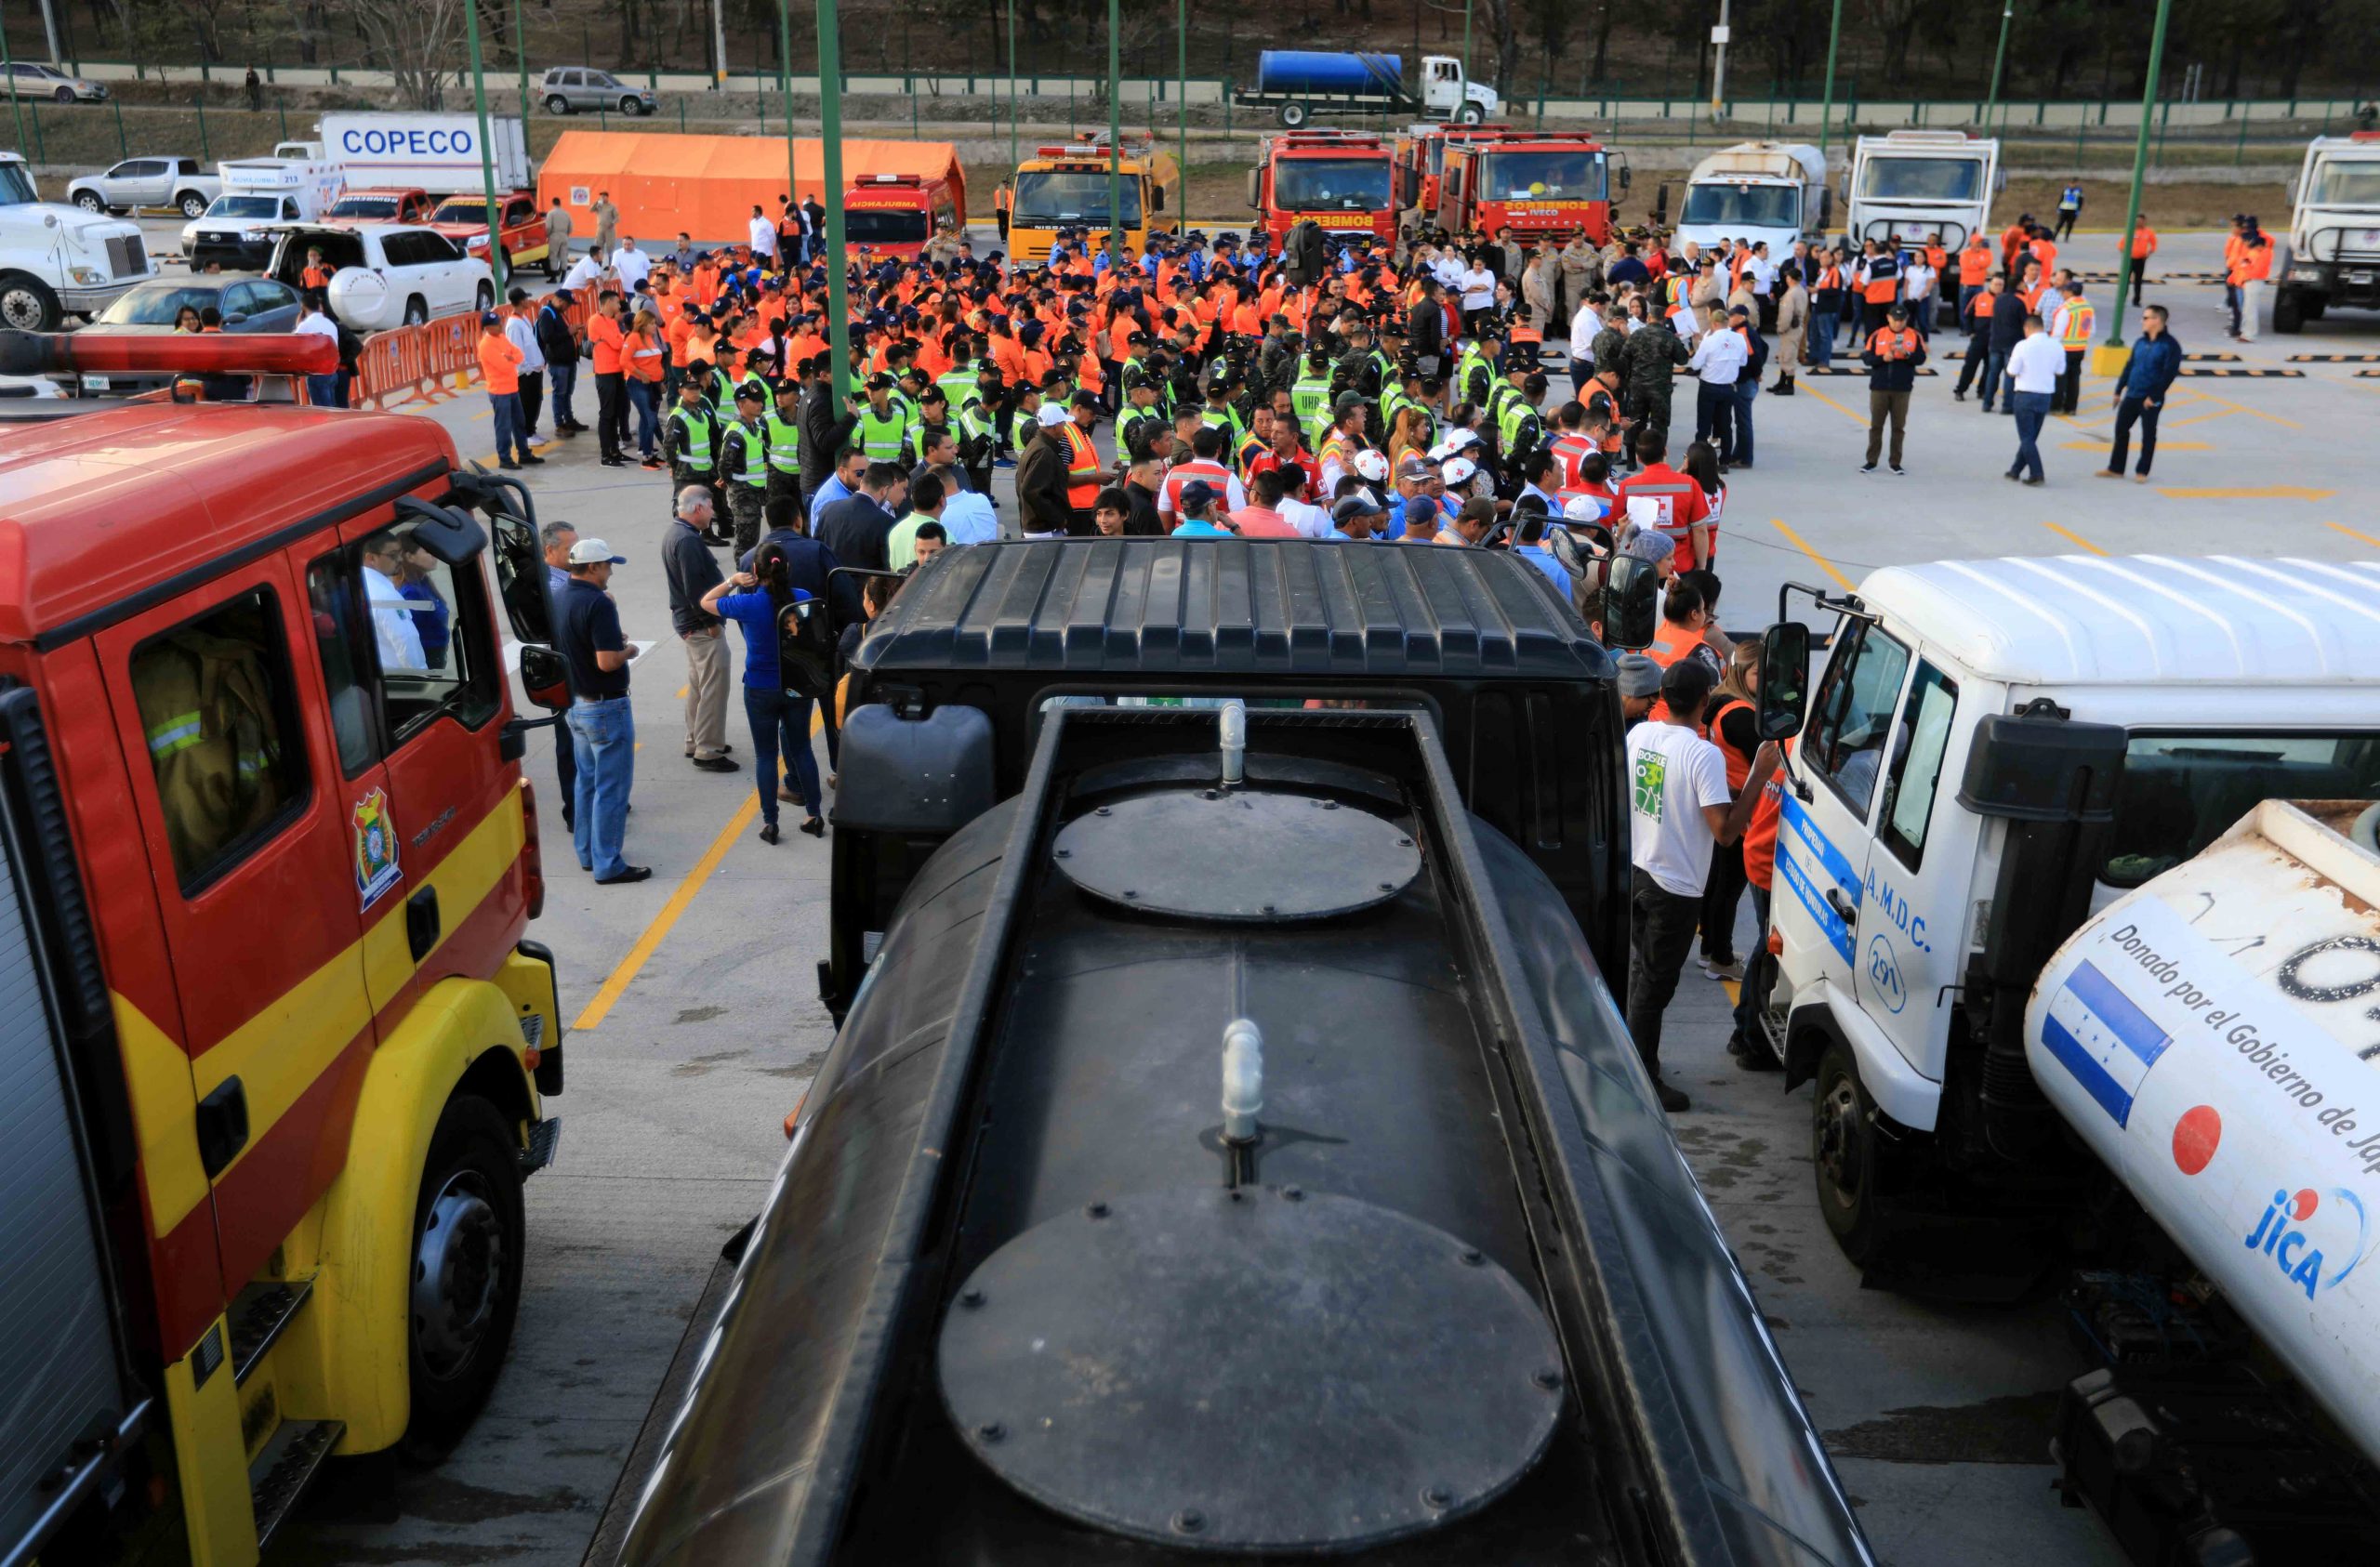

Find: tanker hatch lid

[1051,787,1421,921]
[937,1185,1563,1552]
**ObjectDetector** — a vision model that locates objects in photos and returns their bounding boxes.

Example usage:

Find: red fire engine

[0,329,567,1566]
[1246,130,1399,248]
[1423,127,1630,244]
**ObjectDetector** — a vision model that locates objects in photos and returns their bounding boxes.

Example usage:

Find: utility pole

[776,0,796,219]
[0,22,27,158]
[1106,0,1123,266]
[36,0,64,64]
[711,0,729,90]
[1816,0,1844,165]
[1710,0,1729,126]
[1008,0,1019,169]
[462,0,507,297]
[819,0,852,403]
[511,0,530,120]
[1983,2,2014,130]
[1461,0,1473,99]
[1177,0,1187,182]
[2102,0,2174,363]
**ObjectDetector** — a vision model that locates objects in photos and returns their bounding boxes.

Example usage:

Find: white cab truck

[316,112,532,196]
[213,140,346,217]
[1664,141,1829,258]
[2272,133,2380,334]
[1842,129,2000,253]
[0,151,158,329]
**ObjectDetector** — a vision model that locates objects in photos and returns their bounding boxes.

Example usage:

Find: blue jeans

[744,686,820,826]
[1807,309,1836,368]
[1732,377,1758,465]
[491,390,528,465]
[566,696,636,879]
[307,372,341,408]
[1979,348,2009,411]
[2010,391,2051,481]
[549,359,578,427]
[1694,380,1735,459]
[626,379,660,457]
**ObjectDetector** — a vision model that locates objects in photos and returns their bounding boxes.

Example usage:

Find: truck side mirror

[1246,168,1260,210]
[1619,165,1633,193]
[1755,621,1810,741]
[518,644,571,714]
[1151,182,1165,213]
[1653,183,1670,226]
[1818,188,1835,229]
[1601,556,1659,650]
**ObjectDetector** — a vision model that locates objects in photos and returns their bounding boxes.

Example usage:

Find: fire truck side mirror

[1601,556,1659,651]
[518,644,571,715]
[1246,169,1261,210]
[396,500,490,567]
[1755,621,1810,742]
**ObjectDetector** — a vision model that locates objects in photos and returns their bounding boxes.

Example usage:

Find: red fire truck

[0,329,568,1567]
[1246,130,1399,248]
[841,170,967,262]
[1427,128,1630,244]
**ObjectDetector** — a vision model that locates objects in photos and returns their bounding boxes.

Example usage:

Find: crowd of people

[508,195,2195,1107]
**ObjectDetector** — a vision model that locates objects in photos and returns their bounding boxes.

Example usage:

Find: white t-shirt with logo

[1627,721,1732,898]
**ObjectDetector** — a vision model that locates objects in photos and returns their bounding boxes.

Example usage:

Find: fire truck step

[229,1278,314,1387]
[521,1115,563,1177]
[249,1418,344,1550]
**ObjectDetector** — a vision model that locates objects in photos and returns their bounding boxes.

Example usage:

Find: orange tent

[536,131,968,245]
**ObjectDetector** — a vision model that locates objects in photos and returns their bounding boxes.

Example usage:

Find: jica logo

[2243,1185,2370,1299]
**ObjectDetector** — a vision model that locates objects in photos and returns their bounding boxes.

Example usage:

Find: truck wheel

[1279,102,1309,128]
[178,190,209,218]
[1813,1042,1892,1265]
[0,271,61,332]
[2272,290,2305,335]
[73,190,104,212]
[400,1095,525,1461]
[1458,103,1486,125]
[546,93,571,115]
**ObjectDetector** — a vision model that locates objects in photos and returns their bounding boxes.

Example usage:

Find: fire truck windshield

[1273,158,1393,213]
[1012,170,1143,228]
[1481,150,1606,201]
[844,207,931,244]
[1680,182,1801,230]
[1856,156,1984,201]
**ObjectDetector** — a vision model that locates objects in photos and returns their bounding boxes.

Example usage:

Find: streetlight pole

[818,0,852,403]
[462,0,507,297]
[1106,0,1123,266]
[776,0,797,217]
[1816,0,1844,166]
[1461,0,1474,98]
[512,0,531,121]
[1710,0,1729,126]
[1177,0,1187,182]
[1983,2,2014,131]
[1008,0,1019,170]
[2102,0,2174,362]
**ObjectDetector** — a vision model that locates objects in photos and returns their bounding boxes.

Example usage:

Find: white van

[1749,555,2380,1267]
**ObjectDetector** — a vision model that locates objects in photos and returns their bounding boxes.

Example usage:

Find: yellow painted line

[1770,519,1855,592]
[2155,485,2334,502]
[572,711,826,1031]
[2060,439,2212,451]
[2043,521,2109,556]
[2329,521,2380,551]
[2166,408,2234,428]
[1799,383,1871,428]
[2184,388,2298,428]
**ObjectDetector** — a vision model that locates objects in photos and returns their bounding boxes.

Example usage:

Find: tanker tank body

[601,538,1873,1567]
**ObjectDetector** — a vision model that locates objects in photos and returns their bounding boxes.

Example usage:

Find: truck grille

[105,234,149,279]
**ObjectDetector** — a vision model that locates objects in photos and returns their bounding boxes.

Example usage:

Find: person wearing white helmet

[1440,454,1480,496]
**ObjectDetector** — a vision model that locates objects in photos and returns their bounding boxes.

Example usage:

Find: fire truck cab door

[98,554,375,1297]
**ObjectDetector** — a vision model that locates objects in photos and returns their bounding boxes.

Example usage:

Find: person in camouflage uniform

[1620,312,1691,453]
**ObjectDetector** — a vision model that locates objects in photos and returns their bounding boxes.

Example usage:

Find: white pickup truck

[0,151,159,329]
[65,156,221,219]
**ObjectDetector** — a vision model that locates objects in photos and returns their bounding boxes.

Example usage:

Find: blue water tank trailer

[1254,50,1405,99]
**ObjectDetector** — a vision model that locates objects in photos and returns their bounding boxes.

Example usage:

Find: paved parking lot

[146,222,2370,1566]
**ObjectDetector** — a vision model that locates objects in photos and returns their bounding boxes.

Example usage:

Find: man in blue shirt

[2101,304,2181,481]
[556,538,649,884]
[540,521,580,831]
[805,445,866,526]
[1509,507,1574,599]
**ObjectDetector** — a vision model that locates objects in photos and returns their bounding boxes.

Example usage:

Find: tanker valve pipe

[1219,700,1247,788]
[1221,1018,1264,1193]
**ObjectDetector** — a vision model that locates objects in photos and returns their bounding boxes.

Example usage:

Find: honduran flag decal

[2040,961,2173,1128]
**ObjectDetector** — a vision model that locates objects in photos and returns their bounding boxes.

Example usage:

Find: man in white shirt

[1686,303,1746,464]
[293,293,342,407]
[2002,313,2065,486]
[747,205,778,263]
[1624,658,1777,1111]
[1901,253,1937,340]
[610,238,652,292]
[563,247,606,293]
[361,531,428,672]
[504,289,548,439]
[1457,257,1496,327]
[936,478,999,546]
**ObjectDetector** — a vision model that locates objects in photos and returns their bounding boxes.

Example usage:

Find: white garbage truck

[1664,141,1830,258]
[1749,552,2380,1560]
[1842,129,2000,253]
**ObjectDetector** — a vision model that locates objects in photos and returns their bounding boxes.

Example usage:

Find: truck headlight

[468,234,488,250]
[240,229,265,243]
[68,266,106,285]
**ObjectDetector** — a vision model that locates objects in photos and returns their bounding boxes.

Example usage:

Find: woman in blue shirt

[700,543,825,844]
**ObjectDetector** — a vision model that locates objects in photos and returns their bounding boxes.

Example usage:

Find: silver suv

[4,62,107,103]
[537,67,657,116]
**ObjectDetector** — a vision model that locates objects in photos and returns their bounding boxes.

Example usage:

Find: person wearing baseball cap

[555,538,649,886]
[1622,654,1780,1112]
[1170,480,1234,539]
[1328,491,1386,541]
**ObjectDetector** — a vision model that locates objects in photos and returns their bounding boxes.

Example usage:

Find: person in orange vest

[2230,221,2273,342]
[1859,302,1925,476]
[477,310,535,470]
[2045,279,2095,415]
[1952,271,2003,404]
[1059,388,1105,535]
[1956,232,1993,319]
[2221,214,2249,335]
[299,244,337,294]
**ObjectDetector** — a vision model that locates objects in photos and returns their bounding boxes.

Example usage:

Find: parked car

[67,157,221,218]
[3,61,107,103]
[66,275,304,394]
[183,191,310,270]
[427,190,552,278]
[327,187,439,225]
[536,66,656,116]
[262,222,492,330]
